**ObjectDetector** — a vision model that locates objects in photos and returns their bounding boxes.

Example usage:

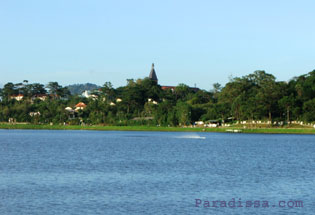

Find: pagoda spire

[149,63,158,83]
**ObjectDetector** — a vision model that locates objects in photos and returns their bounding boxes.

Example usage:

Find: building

[32,94,47,101]
[161,86,199,93]
[10,94,24,101]
[75,102,87,111]
[148,63,199,92]
[81,90,98,100]
[149,63,158,83]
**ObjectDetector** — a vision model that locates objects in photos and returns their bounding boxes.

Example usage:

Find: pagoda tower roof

[149,63,158,83]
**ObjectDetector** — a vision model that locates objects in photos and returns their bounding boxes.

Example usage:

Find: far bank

[1,123,315,135]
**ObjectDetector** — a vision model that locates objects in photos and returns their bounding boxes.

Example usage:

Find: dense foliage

[66,83,100,95]
[1,70,315,126]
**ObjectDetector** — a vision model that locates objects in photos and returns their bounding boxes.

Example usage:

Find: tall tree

[2,82,17,101]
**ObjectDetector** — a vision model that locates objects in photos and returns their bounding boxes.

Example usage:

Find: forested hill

[2,69,315,125]
[66,83,100,95]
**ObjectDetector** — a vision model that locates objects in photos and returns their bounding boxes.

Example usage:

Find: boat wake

[175,134,206,139]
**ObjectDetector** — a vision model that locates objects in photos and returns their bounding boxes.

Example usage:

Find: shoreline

[1,124,315,134]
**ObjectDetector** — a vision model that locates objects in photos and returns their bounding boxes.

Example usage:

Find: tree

[279,95,295,122]
[219,76,252,120]
[30,83,47,95]
[303,98,315,122]
[154,100,173,125]
[46,82,61,95]
[121,84,144,115]
[58,87,71,98]
[2,82,17,102]
[249,71,279,122]
[174,84,192,101]
[101,82,115,101]
[175,101,192,126]
[46,82,71,98]
[211,83,222,101]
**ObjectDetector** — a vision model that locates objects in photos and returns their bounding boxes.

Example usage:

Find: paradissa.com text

[195,198,303,208]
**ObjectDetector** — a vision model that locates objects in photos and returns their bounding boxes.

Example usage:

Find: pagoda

[149,63,158,83]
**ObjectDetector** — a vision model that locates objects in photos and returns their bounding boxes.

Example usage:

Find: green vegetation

[66,83,100,95]
[1,123,315,134]
[1,69,315,131]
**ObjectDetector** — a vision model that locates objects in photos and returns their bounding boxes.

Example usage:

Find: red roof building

[75,102,87,110]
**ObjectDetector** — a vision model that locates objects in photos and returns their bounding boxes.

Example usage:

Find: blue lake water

[0,129,315,215]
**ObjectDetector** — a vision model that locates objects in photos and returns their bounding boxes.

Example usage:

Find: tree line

[1,69,315,126]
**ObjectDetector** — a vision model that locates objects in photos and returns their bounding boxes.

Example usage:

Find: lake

[0,129,314,214]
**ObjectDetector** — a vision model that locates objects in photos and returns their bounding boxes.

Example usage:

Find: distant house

[29,112,40,117]
[65,107,75,119]
[161,85,199,93]
[10,94,24,101]
[65,107,74,112]
[161,86,175,91]
[82,90,98,99]
[161,85,199,92]
[32,94,47,101]
[205,120,220,127]
[82,90,90,98]
[195,121,204,126]
[75,102,87,111]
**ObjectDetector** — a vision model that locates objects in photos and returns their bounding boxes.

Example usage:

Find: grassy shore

[1,123,315,134]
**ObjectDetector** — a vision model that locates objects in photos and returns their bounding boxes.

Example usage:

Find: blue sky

[1,0,314,90]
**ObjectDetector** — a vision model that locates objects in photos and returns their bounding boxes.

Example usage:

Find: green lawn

[1,123,315,134]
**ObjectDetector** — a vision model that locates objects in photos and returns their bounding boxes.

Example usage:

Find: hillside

[66,83,100,95]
